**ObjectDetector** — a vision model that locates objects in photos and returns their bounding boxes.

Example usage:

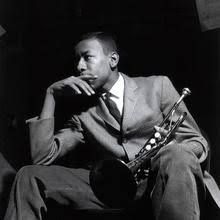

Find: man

[4,32,208,220]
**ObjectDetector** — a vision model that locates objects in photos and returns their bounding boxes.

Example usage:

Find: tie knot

[105,92,114,100]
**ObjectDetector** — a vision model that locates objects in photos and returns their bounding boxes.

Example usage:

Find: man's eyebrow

[74,50,92,58]
[81,50,92,56]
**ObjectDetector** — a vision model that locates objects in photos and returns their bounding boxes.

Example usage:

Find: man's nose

[77,58,86,72]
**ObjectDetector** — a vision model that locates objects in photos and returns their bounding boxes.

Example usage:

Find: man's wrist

[46,87,54,95]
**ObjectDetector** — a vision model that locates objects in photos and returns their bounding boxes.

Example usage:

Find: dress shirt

[103,73,124,115]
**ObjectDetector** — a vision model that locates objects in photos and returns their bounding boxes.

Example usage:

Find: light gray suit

[28,74,208,165]
[4,74,210,220]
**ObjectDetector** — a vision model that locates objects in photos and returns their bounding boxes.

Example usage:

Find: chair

[200,130,220,220]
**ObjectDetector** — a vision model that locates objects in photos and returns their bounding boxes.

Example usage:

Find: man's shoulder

[122,73,170,85]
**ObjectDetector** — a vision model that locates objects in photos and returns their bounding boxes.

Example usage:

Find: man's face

[74,39,114,91]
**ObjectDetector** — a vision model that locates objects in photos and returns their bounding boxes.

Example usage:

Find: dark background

[0,0,219,215]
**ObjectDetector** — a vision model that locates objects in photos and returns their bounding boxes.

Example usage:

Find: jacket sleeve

[160,76,209,163]
[26,116,85,165]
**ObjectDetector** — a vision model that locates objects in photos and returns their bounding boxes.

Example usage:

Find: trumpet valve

[145,144,151,151]
[149,138,157,148]
[154,132,162,140]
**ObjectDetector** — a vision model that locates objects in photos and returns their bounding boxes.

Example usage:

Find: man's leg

[0,153,16,219]
[4,165,106,220]
[150,146,205,220]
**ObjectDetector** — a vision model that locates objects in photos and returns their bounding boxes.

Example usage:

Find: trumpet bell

[89,158,137,208]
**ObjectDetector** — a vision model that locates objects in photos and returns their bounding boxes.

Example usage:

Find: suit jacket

[27,74,208,166]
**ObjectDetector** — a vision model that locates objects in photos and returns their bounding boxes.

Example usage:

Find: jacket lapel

[121,74,138,133]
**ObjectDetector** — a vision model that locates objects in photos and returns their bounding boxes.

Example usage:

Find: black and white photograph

[0,0,220,219]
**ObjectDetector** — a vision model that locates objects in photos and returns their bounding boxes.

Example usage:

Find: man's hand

[47,74,97,97]
[154,125,176,147]
[40,74,97,119]
[154,125,169,137]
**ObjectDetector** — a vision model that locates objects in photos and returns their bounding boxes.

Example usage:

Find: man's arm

[160,76,209,162]
[27,74,97,165]
[40,75,96,119]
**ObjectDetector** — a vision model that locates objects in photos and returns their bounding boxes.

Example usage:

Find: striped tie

[104,93,121,123]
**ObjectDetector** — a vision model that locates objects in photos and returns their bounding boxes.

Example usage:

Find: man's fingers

[67,76,95,96]
[52,75,96,96]
[154,126,169,136]
[79,80,96,95]
[68,83,82,94]
[79,74,98,81]
[74,81,94,96]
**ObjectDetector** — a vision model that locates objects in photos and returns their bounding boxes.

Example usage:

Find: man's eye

[85,55,93,61]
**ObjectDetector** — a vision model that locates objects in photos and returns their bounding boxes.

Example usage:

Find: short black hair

[77,31,118,55]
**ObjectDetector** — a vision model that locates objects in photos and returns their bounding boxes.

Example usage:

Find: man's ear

[109,52,119,69]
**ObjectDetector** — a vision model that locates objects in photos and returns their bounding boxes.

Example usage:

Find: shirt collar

[108,73,124,99]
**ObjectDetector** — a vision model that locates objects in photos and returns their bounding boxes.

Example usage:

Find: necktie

[104,93,121,123]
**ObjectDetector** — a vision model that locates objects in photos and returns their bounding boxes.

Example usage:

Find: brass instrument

[89,88,191,208]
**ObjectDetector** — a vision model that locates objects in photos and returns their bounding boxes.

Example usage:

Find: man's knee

[152,145,201,174]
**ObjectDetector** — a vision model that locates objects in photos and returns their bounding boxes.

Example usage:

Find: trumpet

[89,88,191,208]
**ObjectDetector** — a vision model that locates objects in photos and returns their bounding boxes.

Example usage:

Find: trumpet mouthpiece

[182,88,191,96]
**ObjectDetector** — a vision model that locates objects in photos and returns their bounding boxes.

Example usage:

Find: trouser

[150,145,205,220]
[4,146,205,220]
[0,153,16,219]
